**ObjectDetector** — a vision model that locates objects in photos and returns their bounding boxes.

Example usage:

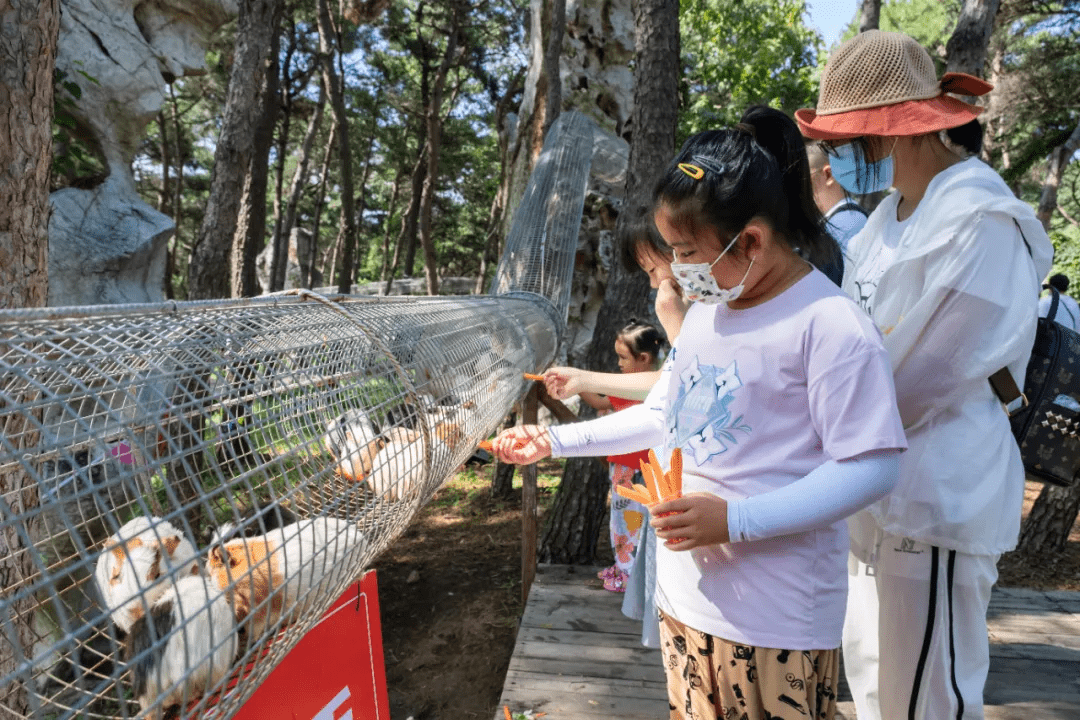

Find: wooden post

[521,384,539,604]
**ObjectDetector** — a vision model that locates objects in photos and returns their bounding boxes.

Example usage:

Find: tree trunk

[317,0,358,294]
[386,149,427,293]
[232,11,283,298]
[0,1,58,712]
[1036,123,1080,231]
[418,14,461,296]
[1018,482,1080,554]
[945,0,1001,79]
[539,0,680,564]
[269,18,298,293]
[540,0,565,139]
[279,83,327,289]
[310,120,337,288]
[188,0,283,299]
[157,111,171,213]
[859,0,881,32]
[379,171,404,283]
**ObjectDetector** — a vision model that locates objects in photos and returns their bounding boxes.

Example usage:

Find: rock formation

[49,0,237,307]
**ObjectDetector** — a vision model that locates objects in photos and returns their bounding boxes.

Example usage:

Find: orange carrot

[639,459,662,504]
[478,439,494,452]
[504,706,513,720]
[523,372,544,381]
[648,449,670,499]
[616,484,655,506]
[668,447,683,497]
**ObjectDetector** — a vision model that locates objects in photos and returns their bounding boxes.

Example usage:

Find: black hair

[651,106,840,275]
[616,318,666,364]
[1049,273,1070,293]
[618,212,670,274]
[945,119,983,155]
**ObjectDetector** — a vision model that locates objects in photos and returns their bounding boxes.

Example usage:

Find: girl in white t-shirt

[492,106,907,720]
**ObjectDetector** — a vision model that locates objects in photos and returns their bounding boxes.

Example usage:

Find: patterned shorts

[658,610,839,720]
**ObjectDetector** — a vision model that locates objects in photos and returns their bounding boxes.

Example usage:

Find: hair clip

[678,163,705,180]
[678,155,727,180]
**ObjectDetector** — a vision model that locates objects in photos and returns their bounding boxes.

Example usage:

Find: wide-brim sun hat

[796,30,994,141]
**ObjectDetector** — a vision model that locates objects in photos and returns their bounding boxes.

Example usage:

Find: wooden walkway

[495,564,1080,719]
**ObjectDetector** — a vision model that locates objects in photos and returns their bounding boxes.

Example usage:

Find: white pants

[843,529,998,720]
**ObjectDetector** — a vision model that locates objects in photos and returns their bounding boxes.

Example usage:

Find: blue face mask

[830,141,895,194]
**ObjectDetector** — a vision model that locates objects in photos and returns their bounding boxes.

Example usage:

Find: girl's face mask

[670,231,754,305]
[830,140,896,195]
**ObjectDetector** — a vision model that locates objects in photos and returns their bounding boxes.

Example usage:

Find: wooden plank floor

[495,564,1080,719]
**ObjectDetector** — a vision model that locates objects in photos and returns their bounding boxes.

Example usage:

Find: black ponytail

[617,318,667,364]
[739,105,841,277]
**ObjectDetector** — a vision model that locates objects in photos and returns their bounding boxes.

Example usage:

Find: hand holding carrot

[490,424,552,465]
[650,493,730,550]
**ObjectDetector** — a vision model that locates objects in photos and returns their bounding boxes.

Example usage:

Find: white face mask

[670,231,754,305]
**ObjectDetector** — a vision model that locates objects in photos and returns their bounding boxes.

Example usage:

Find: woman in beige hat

[797,30,1054,720]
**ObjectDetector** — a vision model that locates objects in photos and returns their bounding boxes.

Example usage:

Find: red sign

[232,571,390,720]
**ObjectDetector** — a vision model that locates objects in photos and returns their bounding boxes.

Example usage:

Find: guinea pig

[124,574,238,719]
[364,421,464,501]
[206,517,364,641]
[93,516,200,634]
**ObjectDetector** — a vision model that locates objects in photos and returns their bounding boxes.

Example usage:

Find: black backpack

[992,286,1080,487]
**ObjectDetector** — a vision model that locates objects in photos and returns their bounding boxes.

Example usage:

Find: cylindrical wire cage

[0,109,599,719]
[0,293,556,718]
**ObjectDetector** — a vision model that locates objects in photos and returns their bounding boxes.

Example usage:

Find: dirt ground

[374,468,1080,720]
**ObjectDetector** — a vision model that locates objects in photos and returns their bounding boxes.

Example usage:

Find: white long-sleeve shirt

[843,157,1054,556]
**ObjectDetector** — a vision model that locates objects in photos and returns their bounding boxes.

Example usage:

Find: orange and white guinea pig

[206,517,364,641]
[364,421,464,501]
[94,516,200,634]
[124,574,238,718]
[324,408,383,482]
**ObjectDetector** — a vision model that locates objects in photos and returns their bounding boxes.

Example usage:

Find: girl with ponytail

[492,108,907,719]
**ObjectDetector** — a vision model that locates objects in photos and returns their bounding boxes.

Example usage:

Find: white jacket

[843,157,1053,555]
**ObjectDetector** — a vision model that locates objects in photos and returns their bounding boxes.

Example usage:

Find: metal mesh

[0,112,594,719]
[491,111,598,331]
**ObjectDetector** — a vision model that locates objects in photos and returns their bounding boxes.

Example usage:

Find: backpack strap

[988,219,1036,415]
[989,366,1027,415]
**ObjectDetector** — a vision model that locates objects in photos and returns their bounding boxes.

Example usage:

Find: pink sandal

[597,565,618,581]
[602,570,627,593]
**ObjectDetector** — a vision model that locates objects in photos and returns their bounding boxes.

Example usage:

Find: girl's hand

[491,424,552,465]
[650,492,730,550]
[542,367,589,399]
[655,278,691,339]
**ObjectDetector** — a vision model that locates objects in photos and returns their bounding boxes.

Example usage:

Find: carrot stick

[639,459,662,504]
[649,449,671,499]
[523,372,544,381]
[504,706,513,720]
[668,447,683,497]
[478,439,493,452]
[615,484,655,505]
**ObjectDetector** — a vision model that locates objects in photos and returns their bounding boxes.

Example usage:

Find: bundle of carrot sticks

[616,447,683,506]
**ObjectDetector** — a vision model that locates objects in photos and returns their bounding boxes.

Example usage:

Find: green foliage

[52,64,106,186]
[679,0,821,138]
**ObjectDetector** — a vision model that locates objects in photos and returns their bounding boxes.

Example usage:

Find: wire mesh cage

[0,110,596,719]
[491,111,599,333]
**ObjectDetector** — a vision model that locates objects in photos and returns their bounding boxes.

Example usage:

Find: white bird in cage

[124,574,238,718]
[324,408,385,483]
[363,420,466,501]
[93,516,201,635]
[206,517,364,641]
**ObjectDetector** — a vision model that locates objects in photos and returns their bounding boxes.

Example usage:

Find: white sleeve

[726,449,900,543]
[548,356,672,458]
[548,403,664,458]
